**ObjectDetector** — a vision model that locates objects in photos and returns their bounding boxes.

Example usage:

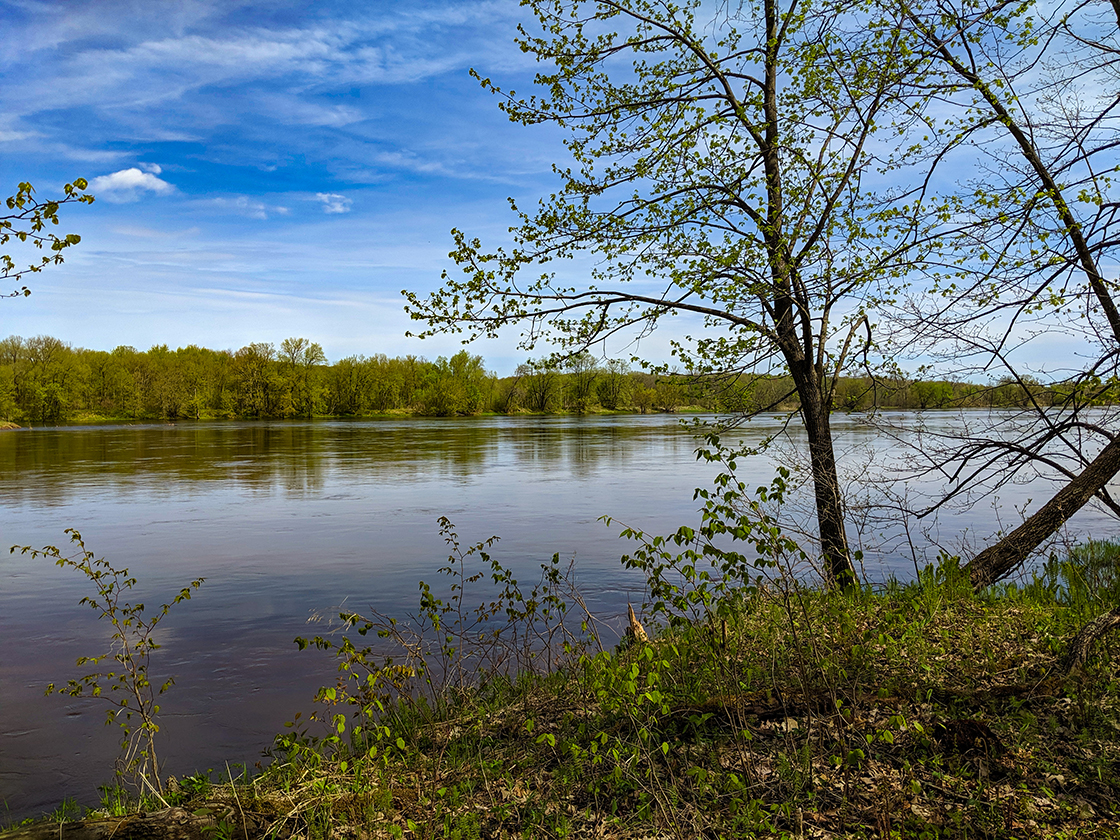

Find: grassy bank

[10,541,1120,839]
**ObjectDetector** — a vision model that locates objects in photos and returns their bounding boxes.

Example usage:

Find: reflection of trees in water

[0,418,705,505]
[0,424,332,502]
[228,424,328,494]
[504,419,700,480]
[507,422,621,479]
[564,426,608,479]
[331,422,496,480]
[506,423,566,467]
[562,425,643,480]
[0,421,504,503]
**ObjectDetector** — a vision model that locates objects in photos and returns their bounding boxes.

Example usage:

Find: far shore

[0,407,723,429]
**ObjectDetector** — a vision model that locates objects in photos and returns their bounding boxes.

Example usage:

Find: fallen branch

[1060,604,1120,676]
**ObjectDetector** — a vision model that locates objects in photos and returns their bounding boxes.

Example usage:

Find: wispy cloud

[253,94,365,128]
[7,13,501,116]
[47,144,136,164]
[0,128,37,142]
[212,195,290,220]
[89,168,176,202]
[1,0,542,191]
[315,193,352,214]
[111,224,201,239]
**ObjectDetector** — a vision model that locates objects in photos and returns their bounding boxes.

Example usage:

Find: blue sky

[0,0,637,374]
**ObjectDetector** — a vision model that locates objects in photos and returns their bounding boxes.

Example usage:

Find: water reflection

[0,417,699,506]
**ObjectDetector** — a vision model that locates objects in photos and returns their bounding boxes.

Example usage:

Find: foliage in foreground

[2,179,93,300]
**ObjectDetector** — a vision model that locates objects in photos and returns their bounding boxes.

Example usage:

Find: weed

[11,529,203,795]
[46,798,81,824]
[97,785,129,817]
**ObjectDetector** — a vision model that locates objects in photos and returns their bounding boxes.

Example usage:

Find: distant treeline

[0,335,1112,424]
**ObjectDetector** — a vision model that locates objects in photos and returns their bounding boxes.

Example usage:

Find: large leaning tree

[404,0,936,587]
[2,179,93,299]
[878,0,1120,588]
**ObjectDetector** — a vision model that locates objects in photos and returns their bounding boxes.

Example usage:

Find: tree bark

[965,435,1120,589]
[785,348,856,587]
[801,393,857,587]
[1060,603,1120,676]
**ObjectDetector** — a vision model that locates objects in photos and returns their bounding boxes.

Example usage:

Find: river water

[1,412,1115,819]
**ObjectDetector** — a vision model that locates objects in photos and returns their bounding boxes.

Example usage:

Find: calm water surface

[1,413,1115,818]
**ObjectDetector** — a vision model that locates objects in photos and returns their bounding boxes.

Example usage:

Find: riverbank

[25,405,716,426]
[0,409,669,428]
[7,546,1120,839]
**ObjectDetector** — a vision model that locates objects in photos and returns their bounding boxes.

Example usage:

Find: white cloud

[254,94,364,128]
[315,193,352,214]
[89,167,175,202]
[213,196,290,220]
[139,162,163,174]
[0,128,37,142]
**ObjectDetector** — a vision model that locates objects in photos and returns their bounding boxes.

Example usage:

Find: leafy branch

[2,179,94,298]
[11,529,203,794]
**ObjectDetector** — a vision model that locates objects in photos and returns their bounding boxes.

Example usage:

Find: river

[1,412,1115,819]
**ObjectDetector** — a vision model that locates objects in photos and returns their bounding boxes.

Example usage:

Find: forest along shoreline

[0,335,1098,426]
[4,534,1120,839]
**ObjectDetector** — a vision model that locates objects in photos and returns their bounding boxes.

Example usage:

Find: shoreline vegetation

[5,527,1120,839]
[2,335,1115,428]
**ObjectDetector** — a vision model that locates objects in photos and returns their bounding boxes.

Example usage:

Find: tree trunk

[777,330,858,588]
[800,394,857,587]
[966,435,1120,588]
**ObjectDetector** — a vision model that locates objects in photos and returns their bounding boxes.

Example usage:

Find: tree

[233,343,279,418]
[596,359,632,410]
[0,365,16,421]
[279,337,327,418]
[405,0,931,585]
[492,375,525,413]
[882,0,1120,587]
[326,355,369,415]
[910,379,953,410]
[654,376,682,412]
[419,350,491,415]
[3,180,93,298]
[518,359,563,413]
[565,351,599,412]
